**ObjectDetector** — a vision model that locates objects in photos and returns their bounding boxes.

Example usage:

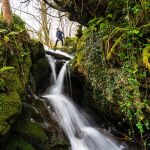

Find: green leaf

[100,23,105,29]
[133,29,139,34]
[107,14,113,18]
[0,66,15,73]
[0,29,8,34]
[4,36,10,43]
[0,78,6,89]
[7,31,19,36]
[136,122,144,133]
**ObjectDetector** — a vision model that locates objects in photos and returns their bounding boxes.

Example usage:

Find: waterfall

[51,61,68,95]
[67,66,72,97]
[43,56,125,150]
[46,55,57,83]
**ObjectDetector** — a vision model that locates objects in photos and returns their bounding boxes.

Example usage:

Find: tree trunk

[2,0,13,26]
[40,0,52,47]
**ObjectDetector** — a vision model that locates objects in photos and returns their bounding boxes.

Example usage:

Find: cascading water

[43,55,125,150]
[46,55,57,83]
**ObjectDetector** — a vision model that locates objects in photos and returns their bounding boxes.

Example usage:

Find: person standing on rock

[54,28,64,47]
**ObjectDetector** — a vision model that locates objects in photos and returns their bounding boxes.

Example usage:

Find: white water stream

[46,55,57,83]
[43,55,125,150]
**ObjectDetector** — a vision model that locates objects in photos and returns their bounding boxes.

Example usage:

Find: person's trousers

[55,39,63,47]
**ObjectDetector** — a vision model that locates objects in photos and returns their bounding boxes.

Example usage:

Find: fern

[0,66,14,90]
[0,66,15,73]
[7,31,20,36]
[0,78,6,90]
[0,29,8,34]
[143,45,150,71]
[106,33,125,60]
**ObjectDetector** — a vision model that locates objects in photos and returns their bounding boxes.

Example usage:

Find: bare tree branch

[12,7,43,26]
[34,6,66,18]
[42,0,64,12]
[20,0,31,7]
[26,22,52,47]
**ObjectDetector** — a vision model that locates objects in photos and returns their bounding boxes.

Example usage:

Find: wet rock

[29,40,45,63]
[46,50,71,61]
[31,56,51,94]
[22,103,44,122]
[12,119,48,150]
[5,135,36,150]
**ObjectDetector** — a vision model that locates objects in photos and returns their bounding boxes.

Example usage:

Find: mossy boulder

[29,39,51,94]
[12,120,48,150]
[0,55,31,136]
[31,56,50,94]
[0,92,21,135]
[6,136,35,150]
[3,73,23,95]
[30,39,45,63]
[0,15,31,137]
[21,103,44,122]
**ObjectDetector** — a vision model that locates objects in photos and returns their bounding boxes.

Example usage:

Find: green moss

[29,39,45,62]
[0,44,7,67]
[59,37,78,53]
[13,120,48,141]
[0,92,21,135]
[0,14,25,31]
[0,122,10,136]
[76,37,85,52]
[0,15,8,30]
[0,18,31,89]
[4,73,23,94]
[21,55,31,86]
[6,136,35,150]
[12,14,26,31]
[13,120,48,150]
[9,54,31,88]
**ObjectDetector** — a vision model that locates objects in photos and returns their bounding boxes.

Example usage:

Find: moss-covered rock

[0,92,21,135]
[4,73,23,94]
[12,120,48,150]
[31,56,50,94]
[28,39,51,94]
[0,14,31,137]
[6,136,35,150]
[30,39,45,63]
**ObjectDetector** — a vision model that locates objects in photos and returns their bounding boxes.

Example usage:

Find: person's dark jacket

[56,30,64,40]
